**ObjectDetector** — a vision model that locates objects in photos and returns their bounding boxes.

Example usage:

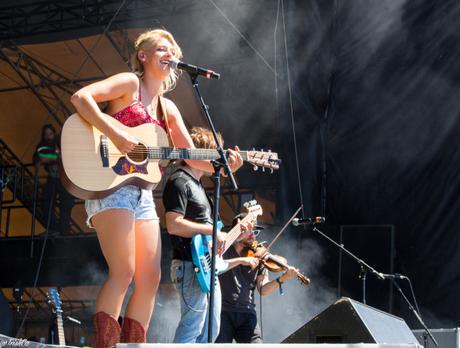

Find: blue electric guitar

[47,287,66,346]
[191,201,263,293]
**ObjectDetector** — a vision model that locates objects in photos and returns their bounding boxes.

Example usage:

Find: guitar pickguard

[112,157,148,175]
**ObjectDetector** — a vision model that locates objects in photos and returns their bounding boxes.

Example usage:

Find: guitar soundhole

[127,143,148,164]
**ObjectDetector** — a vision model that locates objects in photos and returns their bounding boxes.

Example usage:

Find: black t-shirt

[162,168,213,261]
[219,245,266,314]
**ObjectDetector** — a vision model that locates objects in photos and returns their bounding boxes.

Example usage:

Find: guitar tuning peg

[262,167,265,172]
[253,165,258,171]
[270,168,274,174]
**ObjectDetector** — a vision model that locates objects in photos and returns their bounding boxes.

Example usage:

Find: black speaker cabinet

[283,297,419,345]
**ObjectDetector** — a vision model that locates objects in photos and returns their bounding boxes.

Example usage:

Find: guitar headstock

[243,200,263,219]
[247,150,281,173]
[48,287,63,314]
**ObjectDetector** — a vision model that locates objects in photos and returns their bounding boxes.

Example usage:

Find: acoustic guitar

[60,113,280,199]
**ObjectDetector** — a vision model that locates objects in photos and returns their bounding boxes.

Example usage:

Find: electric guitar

[47,287,66,346]
[60,113,281,199]
[191,200,263,293]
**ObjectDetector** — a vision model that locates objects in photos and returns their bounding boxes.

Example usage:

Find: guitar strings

[102,149,273,161]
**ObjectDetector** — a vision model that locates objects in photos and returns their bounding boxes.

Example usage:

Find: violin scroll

[296,271,311,285]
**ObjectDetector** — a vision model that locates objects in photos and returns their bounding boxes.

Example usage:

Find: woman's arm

[70,72,139,154]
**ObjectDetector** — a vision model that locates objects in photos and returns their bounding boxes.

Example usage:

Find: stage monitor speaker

[283,297,419,345]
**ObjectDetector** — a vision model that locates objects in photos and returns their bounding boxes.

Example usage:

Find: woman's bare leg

[124,219,162,328]
[92,209,136,318]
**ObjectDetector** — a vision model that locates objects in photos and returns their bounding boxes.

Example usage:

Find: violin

[243,241,311,285]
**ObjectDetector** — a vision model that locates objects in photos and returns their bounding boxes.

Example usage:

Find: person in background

[33,124,75,235]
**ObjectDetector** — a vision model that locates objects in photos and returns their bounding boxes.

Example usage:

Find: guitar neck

[147,147,249,161]
[56,312,66,346]
[224,214,254,253]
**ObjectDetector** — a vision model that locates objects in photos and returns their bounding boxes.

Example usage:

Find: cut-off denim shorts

[85,185,159,228]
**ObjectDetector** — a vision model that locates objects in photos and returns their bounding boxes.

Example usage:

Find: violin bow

[266,205,303,250]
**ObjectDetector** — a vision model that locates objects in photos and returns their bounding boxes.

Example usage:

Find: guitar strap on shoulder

[159,96,175,147]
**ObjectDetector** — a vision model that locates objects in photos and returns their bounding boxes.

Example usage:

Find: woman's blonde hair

[131,29,183,95]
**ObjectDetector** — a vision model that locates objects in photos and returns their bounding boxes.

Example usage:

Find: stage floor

[0,336,422,348]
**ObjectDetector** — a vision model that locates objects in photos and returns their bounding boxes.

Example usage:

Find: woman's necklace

[141,80,160,120]
[147,102,157,119]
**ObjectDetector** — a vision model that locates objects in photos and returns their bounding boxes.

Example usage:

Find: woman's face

[44,128,56,143]
[141,37,177,79]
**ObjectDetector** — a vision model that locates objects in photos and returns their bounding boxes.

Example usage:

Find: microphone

[169,58,220,80]
[292,216,325,226]
[378,273,408,280]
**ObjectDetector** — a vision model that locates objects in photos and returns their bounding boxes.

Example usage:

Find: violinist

[216,214,299,343]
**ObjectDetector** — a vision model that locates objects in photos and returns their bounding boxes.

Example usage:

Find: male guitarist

[163,127,258,343]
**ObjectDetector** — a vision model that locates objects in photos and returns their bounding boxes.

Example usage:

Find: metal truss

[105,26,135,70]
[0,0,212,44]
[0,43,105,125]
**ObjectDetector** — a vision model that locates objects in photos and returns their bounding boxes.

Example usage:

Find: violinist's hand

[281,266,299,282]
[226,146,243,173]
[239,256,260,270]
[111,128,139,154]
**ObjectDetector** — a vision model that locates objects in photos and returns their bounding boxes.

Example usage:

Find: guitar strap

[158,96,175,147]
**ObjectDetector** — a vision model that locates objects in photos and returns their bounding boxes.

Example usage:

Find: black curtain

[279,0,460,326]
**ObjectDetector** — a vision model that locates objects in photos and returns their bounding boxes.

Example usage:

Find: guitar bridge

[200,255,211,273]
[100,135,109,167]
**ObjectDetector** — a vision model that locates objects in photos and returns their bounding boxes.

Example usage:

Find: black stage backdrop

[279,0,460,326]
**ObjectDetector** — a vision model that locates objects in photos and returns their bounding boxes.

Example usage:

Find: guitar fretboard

[147,147,249,161]
[56,311,66,346]
[224,212,257,253]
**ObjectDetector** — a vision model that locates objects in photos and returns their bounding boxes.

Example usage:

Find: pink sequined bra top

[110,83,167,130]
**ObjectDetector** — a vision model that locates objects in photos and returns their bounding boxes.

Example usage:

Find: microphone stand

[189,73,238,343]
[389,278,438,347]
[309,225,437,347]
[311,226,384,303]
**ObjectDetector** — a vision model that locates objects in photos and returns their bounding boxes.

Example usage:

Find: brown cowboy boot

[94,312,121,348]
[120,316,146,343]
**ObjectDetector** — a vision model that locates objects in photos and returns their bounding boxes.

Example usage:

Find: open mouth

[160,60,170,66]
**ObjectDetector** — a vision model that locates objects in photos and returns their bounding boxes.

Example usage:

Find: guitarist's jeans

[171,259,221,343]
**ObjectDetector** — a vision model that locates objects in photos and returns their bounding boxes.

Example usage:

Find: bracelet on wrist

[276,277,284,295]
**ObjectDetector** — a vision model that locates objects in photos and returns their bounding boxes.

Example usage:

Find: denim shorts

[85,185,159,228]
